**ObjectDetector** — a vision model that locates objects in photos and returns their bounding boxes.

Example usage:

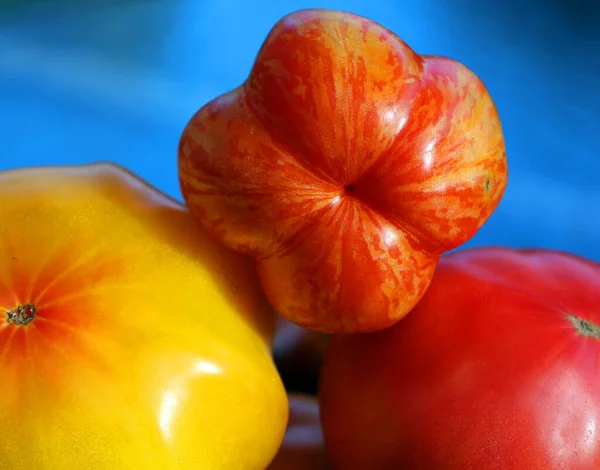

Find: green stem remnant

[6,304,36,326]
[567,314,600,339]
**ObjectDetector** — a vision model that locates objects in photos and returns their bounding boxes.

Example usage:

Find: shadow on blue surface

[0,0,598,260]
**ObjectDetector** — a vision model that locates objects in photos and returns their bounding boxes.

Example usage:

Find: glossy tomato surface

[320,247,600,470]
[0,163,287,469]
[178,9,508,333]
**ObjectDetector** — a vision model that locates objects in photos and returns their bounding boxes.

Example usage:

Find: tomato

[178,8,508,333]
[0,163,288,469]
[319,247,600,469]
[268,394,329,470]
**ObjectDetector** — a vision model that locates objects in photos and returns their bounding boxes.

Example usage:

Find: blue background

[1,0,598,261]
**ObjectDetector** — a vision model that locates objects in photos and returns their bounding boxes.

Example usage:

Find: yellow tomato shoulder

[0,163,287,470]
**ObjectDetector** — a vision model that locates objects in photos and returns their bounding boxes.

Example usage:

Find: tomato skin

[0,163,287,469]
[319,247,600,470]
[178,8,507,334]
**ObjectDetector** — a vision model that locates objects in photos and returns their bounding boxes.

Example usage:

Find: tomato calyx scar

[6,304,36,326]
[567,314,600,339]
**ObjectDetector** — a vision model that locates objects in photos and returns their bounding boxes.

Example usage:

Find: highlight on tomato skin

[318,247,600,470]
[178,8,508,334]
[0,162,288,470]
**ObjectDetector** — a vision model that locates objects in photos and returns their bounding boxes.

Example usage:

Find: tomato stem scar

[6,304,36,326]
[567,314,600,339]
[484,177,492,192]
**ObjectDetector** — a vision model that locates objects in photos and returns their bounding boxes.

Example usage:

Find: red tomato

[178,9,508,334]
[319,247,600,469]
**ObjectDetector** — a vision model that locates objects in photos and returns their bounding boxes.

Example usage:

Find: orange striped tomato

[178,9,507,334]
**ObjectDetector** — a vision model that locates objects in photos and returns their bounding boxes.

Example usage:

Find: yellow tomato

[0,163,288,469]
